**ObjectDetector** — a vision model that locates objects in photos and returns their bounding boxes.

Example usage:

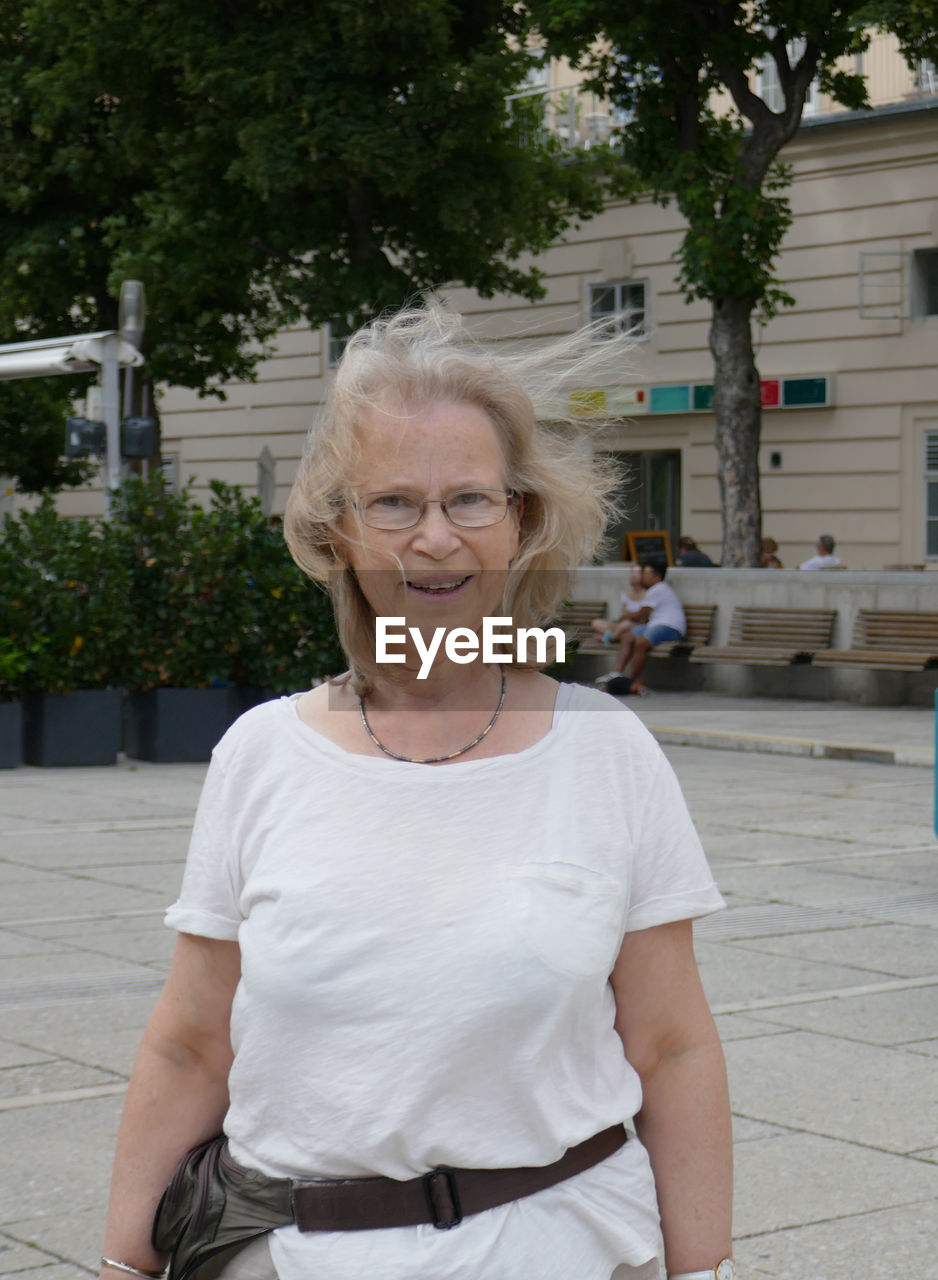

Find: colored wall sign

[783,376,830,407]
[692,384,714,411]
[760,379,780,407]
[608,386,649,415]
[568,376,831,417]
[651,384,690,414]
[570,390,607,416]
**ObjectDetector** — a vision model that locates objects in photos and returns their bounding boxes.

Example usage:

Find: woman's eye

[373,493,408,508]
[452,491,487,507]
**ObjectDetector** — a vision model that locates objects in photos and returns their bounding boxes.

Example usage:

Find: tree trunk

[709,294,763,567]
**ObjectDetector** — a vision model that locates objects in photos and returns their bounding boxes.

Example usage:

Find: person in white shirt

[596,558,686,695]
[800,534,842,570]
[99,308,733,1280]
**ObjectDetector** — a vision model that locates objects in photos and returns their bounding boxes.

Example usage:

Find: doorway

[600,449,682,561]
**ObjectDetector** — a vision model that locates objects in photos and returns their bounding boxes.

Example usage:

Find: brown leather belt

[286,1123,627,1231]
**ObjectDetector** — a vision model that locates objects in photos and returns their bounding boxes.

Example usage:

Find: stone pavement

[0,694,936,1278]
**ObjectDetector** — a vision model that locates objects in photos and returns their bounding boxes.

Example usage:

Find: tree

[0,0,617,403]
[0,376,94,492]
[528,2,893,564]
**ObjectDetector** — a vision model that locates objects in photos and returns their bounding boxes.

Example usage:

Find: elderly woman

[100,309,733,1280]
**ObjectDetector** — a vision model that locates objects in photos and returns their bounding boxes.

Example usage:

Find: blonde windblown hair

[284,305,630,684]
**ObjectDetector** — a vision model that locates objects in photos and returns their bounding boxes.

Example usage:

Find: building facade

[45,39,938,572]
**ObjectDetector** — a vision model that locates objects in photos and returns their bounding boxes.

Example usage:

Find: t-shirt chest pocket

[509,861,625,979]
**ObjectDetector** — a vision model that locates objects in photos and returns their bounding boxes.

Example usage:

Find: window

[590,280,648,339]
[925,434,938,557]
[756,39,820,117]
[326,311,377,367]
[919,60,938,97]
[912,249,938,317]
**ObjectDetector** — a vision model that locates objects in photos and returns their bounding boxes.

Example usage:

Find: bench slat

[812,610,938,671]
[692,605,835,665]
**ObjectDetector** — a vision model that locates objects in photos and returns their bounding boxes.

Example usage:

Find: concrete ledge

[647,723,934,768]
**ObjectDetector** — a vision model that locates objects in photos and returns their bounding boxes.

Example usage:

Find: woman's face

[336,399,521,639]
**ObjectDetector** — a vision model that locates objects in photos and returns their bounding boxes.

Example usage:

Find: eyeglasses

[354,489,517,531]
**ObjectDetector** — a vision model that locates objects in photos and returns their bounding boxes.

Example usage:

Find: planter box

[22,689,122,767]
[0,700,22,768]
[125,687,271,763]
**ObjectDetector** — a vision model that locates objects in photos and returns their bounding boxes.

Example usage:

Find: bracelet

[100,1257,166,1279]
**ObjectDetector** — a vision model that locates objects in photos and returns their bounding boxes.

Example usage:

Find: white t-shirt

[800,553,842,570]
[643,580,686,634]
[166,683,724,1280]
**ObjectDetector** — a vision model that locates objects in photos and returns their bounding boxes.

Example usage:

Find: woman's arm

[611,918,733,1275]
[99,933,241,1279]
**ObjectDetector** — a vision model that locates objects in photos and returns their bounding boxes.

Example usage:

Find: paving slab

[723,922,938,978]
[732,1129,938,1237]
[743,983,938,1048]
[725,1029,938,1155]
[734,1200,938,1280]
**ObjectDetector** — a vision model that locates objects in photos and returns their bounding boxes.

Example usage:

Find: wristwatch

[669,1262,735,1280]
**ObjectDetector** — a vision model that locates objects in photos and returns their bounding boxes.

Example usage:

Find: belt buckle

[423,1167,462,1229]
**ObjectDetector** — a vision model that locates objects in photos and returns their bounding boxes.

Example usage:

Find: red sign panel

[760,379,780,407]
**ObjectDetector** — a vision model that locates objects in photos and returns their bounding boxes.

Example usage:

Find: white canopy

[0,331,143,380]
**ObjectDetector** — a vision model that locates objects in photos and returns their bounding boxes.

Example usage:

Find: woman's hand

[99,933,241,1278]
[611,919,733,1275]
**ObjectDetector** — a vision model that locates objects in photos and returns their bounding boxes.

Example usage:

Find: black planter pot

[22,688,122,766]
[125,687,272,763]
[0,700,22,768]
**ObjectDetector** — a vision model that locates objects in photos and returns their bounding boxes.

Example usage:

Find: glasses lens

[445,491,509,527]
[360,493,423,529]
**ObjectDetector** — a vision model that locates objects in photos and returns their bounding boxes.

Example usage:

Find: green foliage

[110,477,343,691]
[0,498,134,694]
[0,478,343,696]
[0,375,95,492]
[530,0,873,311]
[0,0,619,394]
[864,1,938,66]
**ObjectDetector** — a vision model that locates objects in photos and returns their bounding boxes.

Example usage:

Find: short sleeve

[626,750,725,931]
[164,751,244,939]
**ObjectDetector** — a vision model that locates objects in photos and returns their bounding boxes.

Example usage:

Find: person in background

[596,556,686,696]
[800,534,842,570]
[676,536,714,567]
[589,564,646,645]
[760,537,783,569]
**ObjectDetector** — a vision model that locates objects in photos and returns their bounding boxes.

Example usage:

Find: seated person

[596,557,686,695]
[800,534,842,570]
[676,536,715,567]
[760,537,783,569]
[589,565,646,644]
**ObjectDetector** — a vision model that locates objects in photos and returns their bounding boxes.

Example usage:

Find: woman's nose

[410,502,462,555]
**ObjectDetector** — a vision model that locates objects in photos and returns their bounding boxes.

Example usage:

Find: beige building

[47,36,938,572]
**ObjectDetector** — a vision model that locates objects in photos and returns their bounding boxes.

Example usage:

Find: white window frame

[589,279,649,340]
[756,38,820,116]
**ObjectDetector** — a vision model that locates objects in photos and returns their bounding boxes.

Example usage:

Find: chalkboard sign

[625,530,673,566]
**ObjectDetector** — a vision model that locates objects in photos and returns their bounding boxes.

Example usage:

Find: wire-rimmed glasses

[354,489,517,531]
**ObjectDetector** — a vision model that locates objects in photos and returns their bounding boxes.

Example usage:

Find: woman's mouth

[406,575,472,598]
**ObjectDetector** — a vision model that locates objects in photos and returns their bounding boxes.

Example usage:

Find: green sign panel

[782,377,829,407]
[692,384,714,411]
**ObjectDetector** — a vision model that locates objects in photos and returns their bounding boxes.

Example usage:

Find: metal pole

[101,333,122,515]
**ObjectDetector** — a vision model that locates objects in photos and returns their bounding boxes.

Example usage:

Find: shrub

[0,499,135,695]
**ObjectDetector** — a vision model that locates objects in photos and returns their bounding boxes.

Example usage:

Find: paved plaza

[1,692,936,1278]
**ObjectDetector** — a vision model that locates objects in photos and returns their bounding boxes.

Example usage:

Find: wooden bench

[812,610,938,671]
[558,601,715,659]
[691,606,835,666]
